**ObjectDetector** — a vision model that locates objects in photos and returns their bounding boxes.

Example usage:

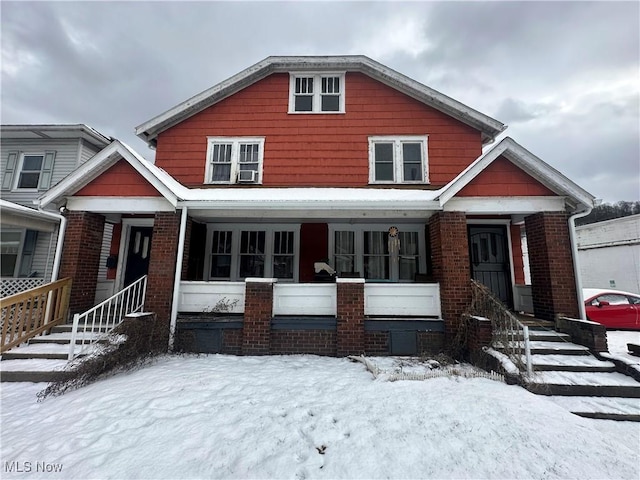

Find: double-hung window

[368,136,428,184]
[329,225,426,282]
[207,225,299,281]
[205,137,264,184]
[289,73,345,113]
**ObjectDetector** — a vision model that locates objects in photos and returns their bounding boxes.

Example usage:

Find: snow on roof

[135,55,506,147]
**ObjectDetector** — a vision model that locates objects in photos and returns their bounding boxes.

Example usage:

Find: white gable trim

[135,56,505,147]
[37,140,179,209]
[436,137,595,211]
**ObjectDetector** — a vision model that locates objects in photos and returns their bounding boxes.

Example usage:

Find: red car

[583,288,640,330]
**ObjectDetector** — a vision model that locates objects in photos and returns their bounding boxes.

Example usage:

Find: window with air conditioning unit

[205,137,265,184]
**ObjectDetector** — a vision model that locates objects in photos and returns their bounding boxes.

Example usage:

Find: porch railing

[469,279,533,376]
[1,277,46,298]
[364,283,441,317]
[68,275,147,360]
[273,283,337,316]
[1,278,72,353]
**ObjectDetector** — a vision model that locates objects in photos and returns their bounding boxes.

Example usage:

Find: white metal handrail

[68,275,147,360]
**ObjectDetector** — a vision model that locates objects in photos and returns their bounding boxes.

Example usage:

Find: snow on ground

[607,329,640,365]
[1,354,639,480]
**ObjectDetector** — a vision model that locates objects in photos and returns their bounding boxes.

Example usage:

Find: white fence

[273,284,337,316]
[365,283,441,317]
[1,278,46,298]
[178,281,245,314]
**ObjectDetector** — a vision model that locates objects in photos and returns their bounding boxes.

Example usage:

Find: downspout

[37,206,67,282]
[568,201,596,320]
[168,206,188,351]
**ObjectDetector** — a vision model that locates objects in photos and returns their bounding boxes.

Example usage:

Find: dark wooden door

[469,225,512,307]
[124,227,153,286]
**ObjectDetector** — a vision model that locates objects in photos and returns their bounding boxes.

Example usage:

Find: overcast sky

[2,1,638,203]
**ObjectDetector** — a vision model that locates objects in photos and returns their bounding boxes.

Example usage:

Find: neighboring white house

[0,125,112,296]
[576,214,640,293]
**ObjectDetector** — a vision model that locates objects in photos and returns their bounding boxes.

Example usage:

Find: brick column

[145,212,181,346]
[524,212,579,320]
[59,211,105,314]
[429,212,471,348]
[242,279,275,355]
[336,278,365,356]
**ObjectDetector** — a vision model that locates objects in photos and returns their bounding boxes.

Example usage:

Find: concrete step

[548,396,640,422]
[498,330,571,343]
[523,354,617,373]
[28,332,104,345]
[0,359,70,383]
[51,324,113,334]
[526,371,640,398]
[497,340,591,356]
[1,342,71,360]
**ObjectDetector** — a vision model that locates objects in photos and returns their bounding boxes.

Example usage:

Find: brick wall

[525,212,579,320]
[222,329,243,355]
[364,331,389,356]
[466,315,493,353]
[336,279,365,356]
[429,212,471,347]
[242,280,274,355]
[145,212,181,346]
[417,332,445,356]
[271,330,337,356]
[59,211,105,314]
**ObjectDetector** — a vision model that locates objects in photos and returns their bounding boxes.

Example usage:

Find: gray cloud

[1,1,638,203]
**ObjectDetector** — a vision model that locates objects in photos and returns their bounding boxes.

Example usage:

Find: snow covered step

[28,331,104,345]
[1,342,72,360]
[524,354,617,373]
[499,340,591,356]
[527,371,640,398]
[0,358,70,383]
[499,330,572,343]
[548,396,640,422]
[51,324,113,334]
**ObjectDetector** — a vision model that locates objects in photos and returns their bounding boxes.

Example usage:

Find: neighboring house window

[368,136,429,184]
[289,73,345,113]
[2,151,56,191]
[329,225,425,282]
[204,138,264,184]
[207,225,299,281]
[1,231,22,277]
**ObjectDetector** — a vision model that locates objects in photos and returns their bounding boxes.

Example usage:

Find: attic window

[289,73,345,114]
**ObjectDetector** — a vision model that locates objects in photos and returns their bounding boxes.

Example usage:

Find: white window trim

[205,224,300,282]
[13,152,45,192]
[368,136,429,185]
[328,223,427,282]
[288,72,346,114]
[204,137,265,185]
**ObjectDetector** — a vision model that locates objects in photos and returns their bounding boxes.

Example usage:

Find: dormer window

[289,73,345,113]
[205,137,265,184]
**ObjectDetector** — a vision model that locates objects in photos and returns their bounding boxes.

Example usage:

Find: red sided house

[38,56,596,357]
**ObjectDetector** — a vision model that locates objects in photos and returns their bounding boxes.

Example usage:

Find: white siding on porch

[273,284,337,316]
[178,281,245,314]
[364,283,441,317]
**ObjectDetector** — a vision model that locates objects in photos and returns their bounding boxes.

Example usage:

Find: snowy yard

[1,333,639,479]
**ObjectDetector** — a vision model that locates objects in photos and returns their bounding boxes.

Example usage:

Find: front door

[468,225,512,307]
[124,226,152,286]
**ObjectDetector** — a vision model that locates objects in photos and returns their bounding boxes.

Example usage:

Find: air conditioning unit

[237,170,258,183]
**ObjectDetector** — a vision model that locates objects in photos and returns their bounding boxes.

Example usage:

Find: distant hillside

[576,201,640,226]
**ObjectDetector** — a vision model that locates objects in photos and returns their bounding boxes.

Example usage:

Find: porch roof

[0,199,61,232]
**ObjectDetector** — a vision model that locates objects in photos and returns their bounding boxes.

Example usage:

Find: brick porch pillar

[145,212,181,346]
[429,212,471,348]
[336,278,365,356]
[242,279,275,355]
[59,211,105,315]
[524,212,579,320]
